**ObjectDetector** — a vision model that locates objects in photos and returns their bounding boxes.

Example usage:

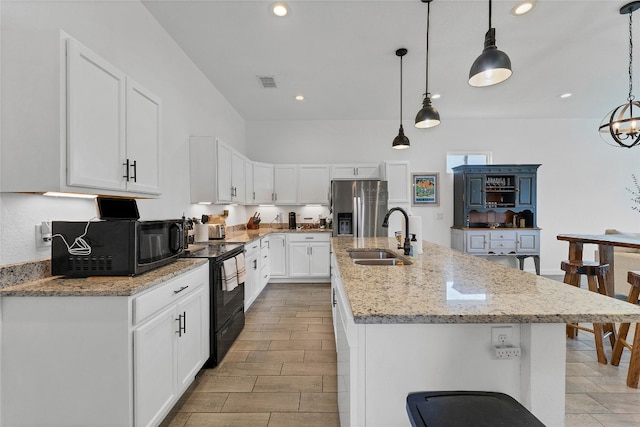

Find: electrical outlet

[491,326,513,347]
[493,345,521,359]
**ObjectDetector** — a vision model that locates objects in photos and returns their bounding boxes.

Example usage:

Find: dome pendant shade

[599,100,640,148]
[415,95,441,128]
[469,28,512,87]
[392,124,410,149]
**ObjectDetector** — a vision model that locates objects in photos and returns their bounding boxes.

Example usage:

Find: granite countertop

[332,237,640,325]
[0,258,208,297]
[223,227,332,244]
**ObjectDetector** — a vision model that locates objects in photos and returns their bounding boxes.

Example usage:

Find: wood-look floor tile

[267,412,340,427]
[323,375,337,392]
[592,413,640,426]
[222,392,300,412]
[245,350,305,363]
[173,392,228,413]
[290,331,335,341]
[295,311,332,318]
[229,339,271,351]
[194,375,257,392]
[253,375,323,392]
[184,413,270,427]
[321,339,336,351]
[269,339,323,351]
[299,392,338,412]
[239,331,292,341]
[565,413,604,427]
[281,362,337,376]
[159,411,190,427]
[588,392,640,413]
[303,350,337,363]
[565,393,610,414]
[214,362,283,376]
[307,324,334,333]
[221,350,249,362]
[278,317,323,325]
[261,323,309,332]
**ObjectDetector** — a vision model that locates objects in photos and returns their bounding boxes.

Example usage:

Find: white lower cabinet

[288,233,330,279]
[1,263,209,427]
[260,236,271,290]
[269,233,288,278]
[244,240,261,310]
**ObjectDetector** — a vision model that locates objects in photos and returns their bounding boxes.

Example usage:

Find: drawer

[260,237,270,249]
[489,230,515,241]
[287,233,331,242]
[245,240,260,257]
[489,241,516,251]
[133,265,208,325]
[261,246,269,261]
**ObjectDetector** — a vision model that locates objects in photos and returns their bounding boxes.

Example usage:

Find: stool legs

[564,272,581,339]
[586,274,617,364]
[611,286,640,386]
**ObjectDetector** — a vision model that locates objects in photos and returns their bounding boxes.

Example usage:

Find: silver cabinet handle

[175,312,186,337]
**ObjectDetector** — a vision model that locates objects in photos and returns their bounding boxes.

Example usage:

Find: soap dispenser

[410,234,417,257]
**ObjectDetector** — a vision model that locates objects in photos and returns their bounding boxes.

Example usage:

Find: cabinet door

[298,165,330,204]
[516,230,540,254]
[517,174,535,208]
[134,305,177,427]
[384,161,410,204]
[253,162,274,204]
[466,175,484,208]
[216,140,233,203]
[176,286,207,393]
[274,165,298,204]
[231,150,246,203]
[355,165,381,179]
[465,231,490,253]
[269,234,288,277]
[309,242,330,277]
[288,242,311,277]
[66,39,126,191]
[125,78,161,194]
[245,159,255,204]
[244,253,260,310]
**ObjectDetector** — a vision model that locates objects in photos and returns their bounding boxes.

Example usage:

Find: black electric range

[181,241,245,367]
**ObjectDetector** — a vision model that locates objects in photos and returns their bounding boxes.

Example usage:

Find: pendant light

[415,0,440,129]
[599,1,640,148]
[468,0,512,87]
[393,48,410,149]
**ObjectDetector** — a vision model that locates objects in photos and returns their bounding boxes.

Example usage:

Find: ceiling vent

[257,76,277,88]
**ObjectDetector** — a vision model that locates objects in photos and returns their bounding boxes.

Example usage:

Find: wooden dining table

[557,233,640,298]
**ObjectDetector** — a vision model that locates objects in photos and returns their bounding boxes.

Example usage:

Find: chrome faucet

[382,207,411,256]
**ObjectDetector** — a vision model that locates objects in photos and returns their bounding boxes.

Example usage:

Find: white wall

[247,118,640,275]
[0,1,247,265]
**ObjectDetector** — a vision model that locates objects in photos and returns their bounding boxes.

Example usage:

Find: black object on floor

[406,391,546,427]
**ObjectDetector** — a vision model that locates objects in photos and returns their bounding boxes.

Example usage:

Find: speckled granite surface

[0,259,51,289]
[0,259,207,297]
[332,237,640,325]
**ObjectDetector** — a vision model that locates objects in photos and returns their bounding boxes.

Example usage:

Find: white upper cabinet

[245,159,255,204]
[189,137,246,205]
[331,164,381,180]
[273,164,298,205]
[252,162,275,204]
[1,34,161,196]
[381,161,410,204]
[298,164,330,205]
[231,150,246,203]
[124,78,161,194]
[66,38,127,192]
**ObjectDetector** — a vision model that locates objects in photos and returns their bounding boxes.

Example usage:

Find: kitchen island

[330,237,640,427]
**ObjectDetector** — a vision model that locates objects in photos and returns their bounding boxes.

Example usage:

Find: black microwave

[51,220,184,277]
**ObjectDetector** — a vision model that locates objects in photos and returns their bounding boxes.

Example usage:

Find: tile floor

[161,281,640,427]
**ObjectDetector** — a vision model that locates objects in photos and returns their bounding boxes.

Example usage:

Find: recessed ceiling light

[431,93,441,100]
[560,93,572,99]
[271,2,289,17]
[511,1,535,16]
[294,94,305,101]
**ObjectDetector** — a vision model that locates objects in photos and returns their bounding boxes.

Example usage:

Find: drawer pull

[173,285,189,294]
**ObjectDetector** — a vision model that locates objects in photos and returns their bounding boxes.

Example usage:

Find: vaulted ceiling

[143,0,630,123]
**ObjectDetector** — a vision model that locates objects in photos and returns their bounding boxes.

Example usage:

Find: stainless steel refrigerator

[331,180,388,237]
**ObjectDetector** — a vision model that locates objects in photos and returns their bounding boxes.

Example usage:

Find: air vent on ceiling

[257,75,277,88]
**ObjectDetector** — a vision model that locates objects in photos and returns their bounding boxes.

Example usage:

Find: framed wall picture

[412,172,439,206]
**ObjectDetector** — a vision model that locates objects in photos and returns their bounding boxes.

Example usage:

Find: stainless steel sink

[353,258,405,266]
[348,249,398,259]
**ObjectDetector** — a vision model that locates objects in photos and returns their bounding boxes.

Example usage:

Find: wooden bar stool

[611,271,640,387]
[562,260,616,364]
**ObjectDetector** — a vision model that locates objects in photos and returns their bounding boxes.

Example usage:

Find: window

[446,151,492,173]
